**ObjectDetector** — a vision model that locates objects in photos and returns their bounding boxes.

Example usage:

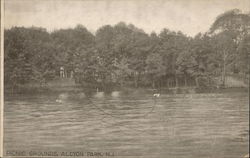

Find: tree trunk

[134,75,138,88]
[175,75,179,87]
[222,50,227,86]
[133,72,141,88]
[120,79,124,87]
[11,84,14,95]
[65,71,68,78]
[160,78,163,88]
[137,72,141,87]
[195,77,199,88]
[184,74,187,87]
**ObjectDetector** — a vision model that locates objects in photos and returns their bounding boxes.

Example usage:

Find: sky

[4,0,250,36]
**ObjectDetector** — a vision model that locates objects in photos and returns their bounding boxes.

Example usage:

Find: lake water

[4,91,249,158]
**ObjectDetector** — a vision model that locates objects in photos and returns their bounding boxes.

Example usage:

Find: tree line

[4,9,250,92]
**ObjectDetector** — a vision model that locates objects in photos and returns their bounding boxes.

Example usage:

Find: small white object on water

[56,99,62,103]
[56,93,69,103]
[111,91,120,97]
[58,93,69,99]
[94,92,105,98]
[153,93,160,97]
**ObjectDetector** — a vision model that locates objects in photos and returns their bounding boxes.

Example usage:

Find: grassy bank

[4,76,248,96]
[4,78,82,95]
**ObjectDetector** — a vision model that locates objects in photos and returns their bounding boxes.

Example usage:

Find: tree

[146,53,165,88]
[237,35,250,79]
[188,33,219,87]
[212,31,237,85]
[4,27,54,90]
[209,9,250,86]
[159,29,190,87]
[51,25,95,82]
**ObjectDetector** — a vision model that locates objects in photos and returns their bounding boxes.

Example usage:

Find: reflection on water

[4,91,249,158]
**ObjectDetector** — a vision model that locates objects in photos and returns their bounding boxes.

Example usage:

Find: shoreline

[4,84,248,96]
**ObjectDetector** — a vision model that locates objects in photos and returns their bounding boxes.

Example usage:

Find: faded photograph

[2,0,250,157]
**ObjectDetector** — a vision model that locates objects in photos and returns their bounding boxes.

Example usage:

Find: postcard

[1,0,249,157]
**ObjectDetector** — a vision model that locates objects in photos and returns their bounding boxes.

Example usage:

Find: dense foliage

[4,9,250,91]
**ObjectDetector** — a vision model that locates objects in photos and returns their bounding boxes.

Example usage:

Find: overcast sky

[4,0,250,36]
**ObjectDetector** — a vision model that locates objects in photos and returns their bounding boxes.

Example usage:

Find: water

[4,91,249,158]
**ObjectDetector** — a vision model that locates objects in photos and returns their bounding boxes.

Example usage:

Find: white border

[1,0,4,156]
